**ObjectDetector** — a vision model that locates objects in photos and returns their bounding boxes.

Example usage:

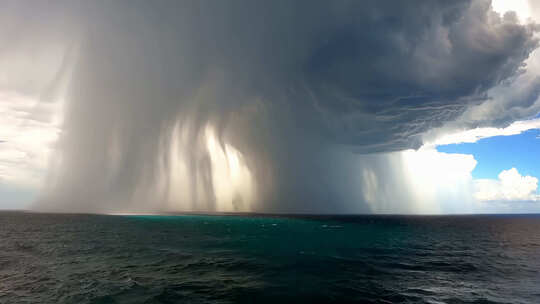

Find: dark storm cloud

[17,0,537,212]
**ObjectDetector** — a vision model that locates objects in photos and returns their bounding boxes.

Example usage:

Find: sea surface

[1,212,540,304]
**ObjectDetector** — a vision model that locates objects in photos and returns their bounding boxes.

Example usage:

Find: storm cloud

[3,0,537,213]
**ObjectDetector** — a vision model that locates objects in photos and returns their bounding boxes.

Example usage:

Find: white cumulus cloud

[427,118,540,146]
[474,168,540,202]
[0,91,62,189]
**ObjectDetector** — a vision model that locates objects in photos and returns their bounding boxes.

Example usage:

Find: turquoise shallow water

[1,212,540,303]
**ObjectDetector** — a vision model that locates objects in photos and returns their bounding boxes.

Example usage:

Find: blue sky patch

[437,129,540,180]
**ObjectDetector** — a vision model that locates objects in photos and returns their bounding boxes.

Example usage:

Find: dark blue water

[1,212,540,303]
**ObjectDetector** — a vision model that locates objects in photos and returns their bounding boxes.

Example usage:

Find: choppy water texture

[1,212,540,304]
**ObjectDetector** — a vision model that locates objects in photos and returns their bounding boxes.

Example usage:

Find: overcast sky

[1,0,540,214]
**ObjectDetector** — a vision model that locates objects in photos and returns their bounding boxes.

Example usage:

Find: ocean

[1,212,539,304]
